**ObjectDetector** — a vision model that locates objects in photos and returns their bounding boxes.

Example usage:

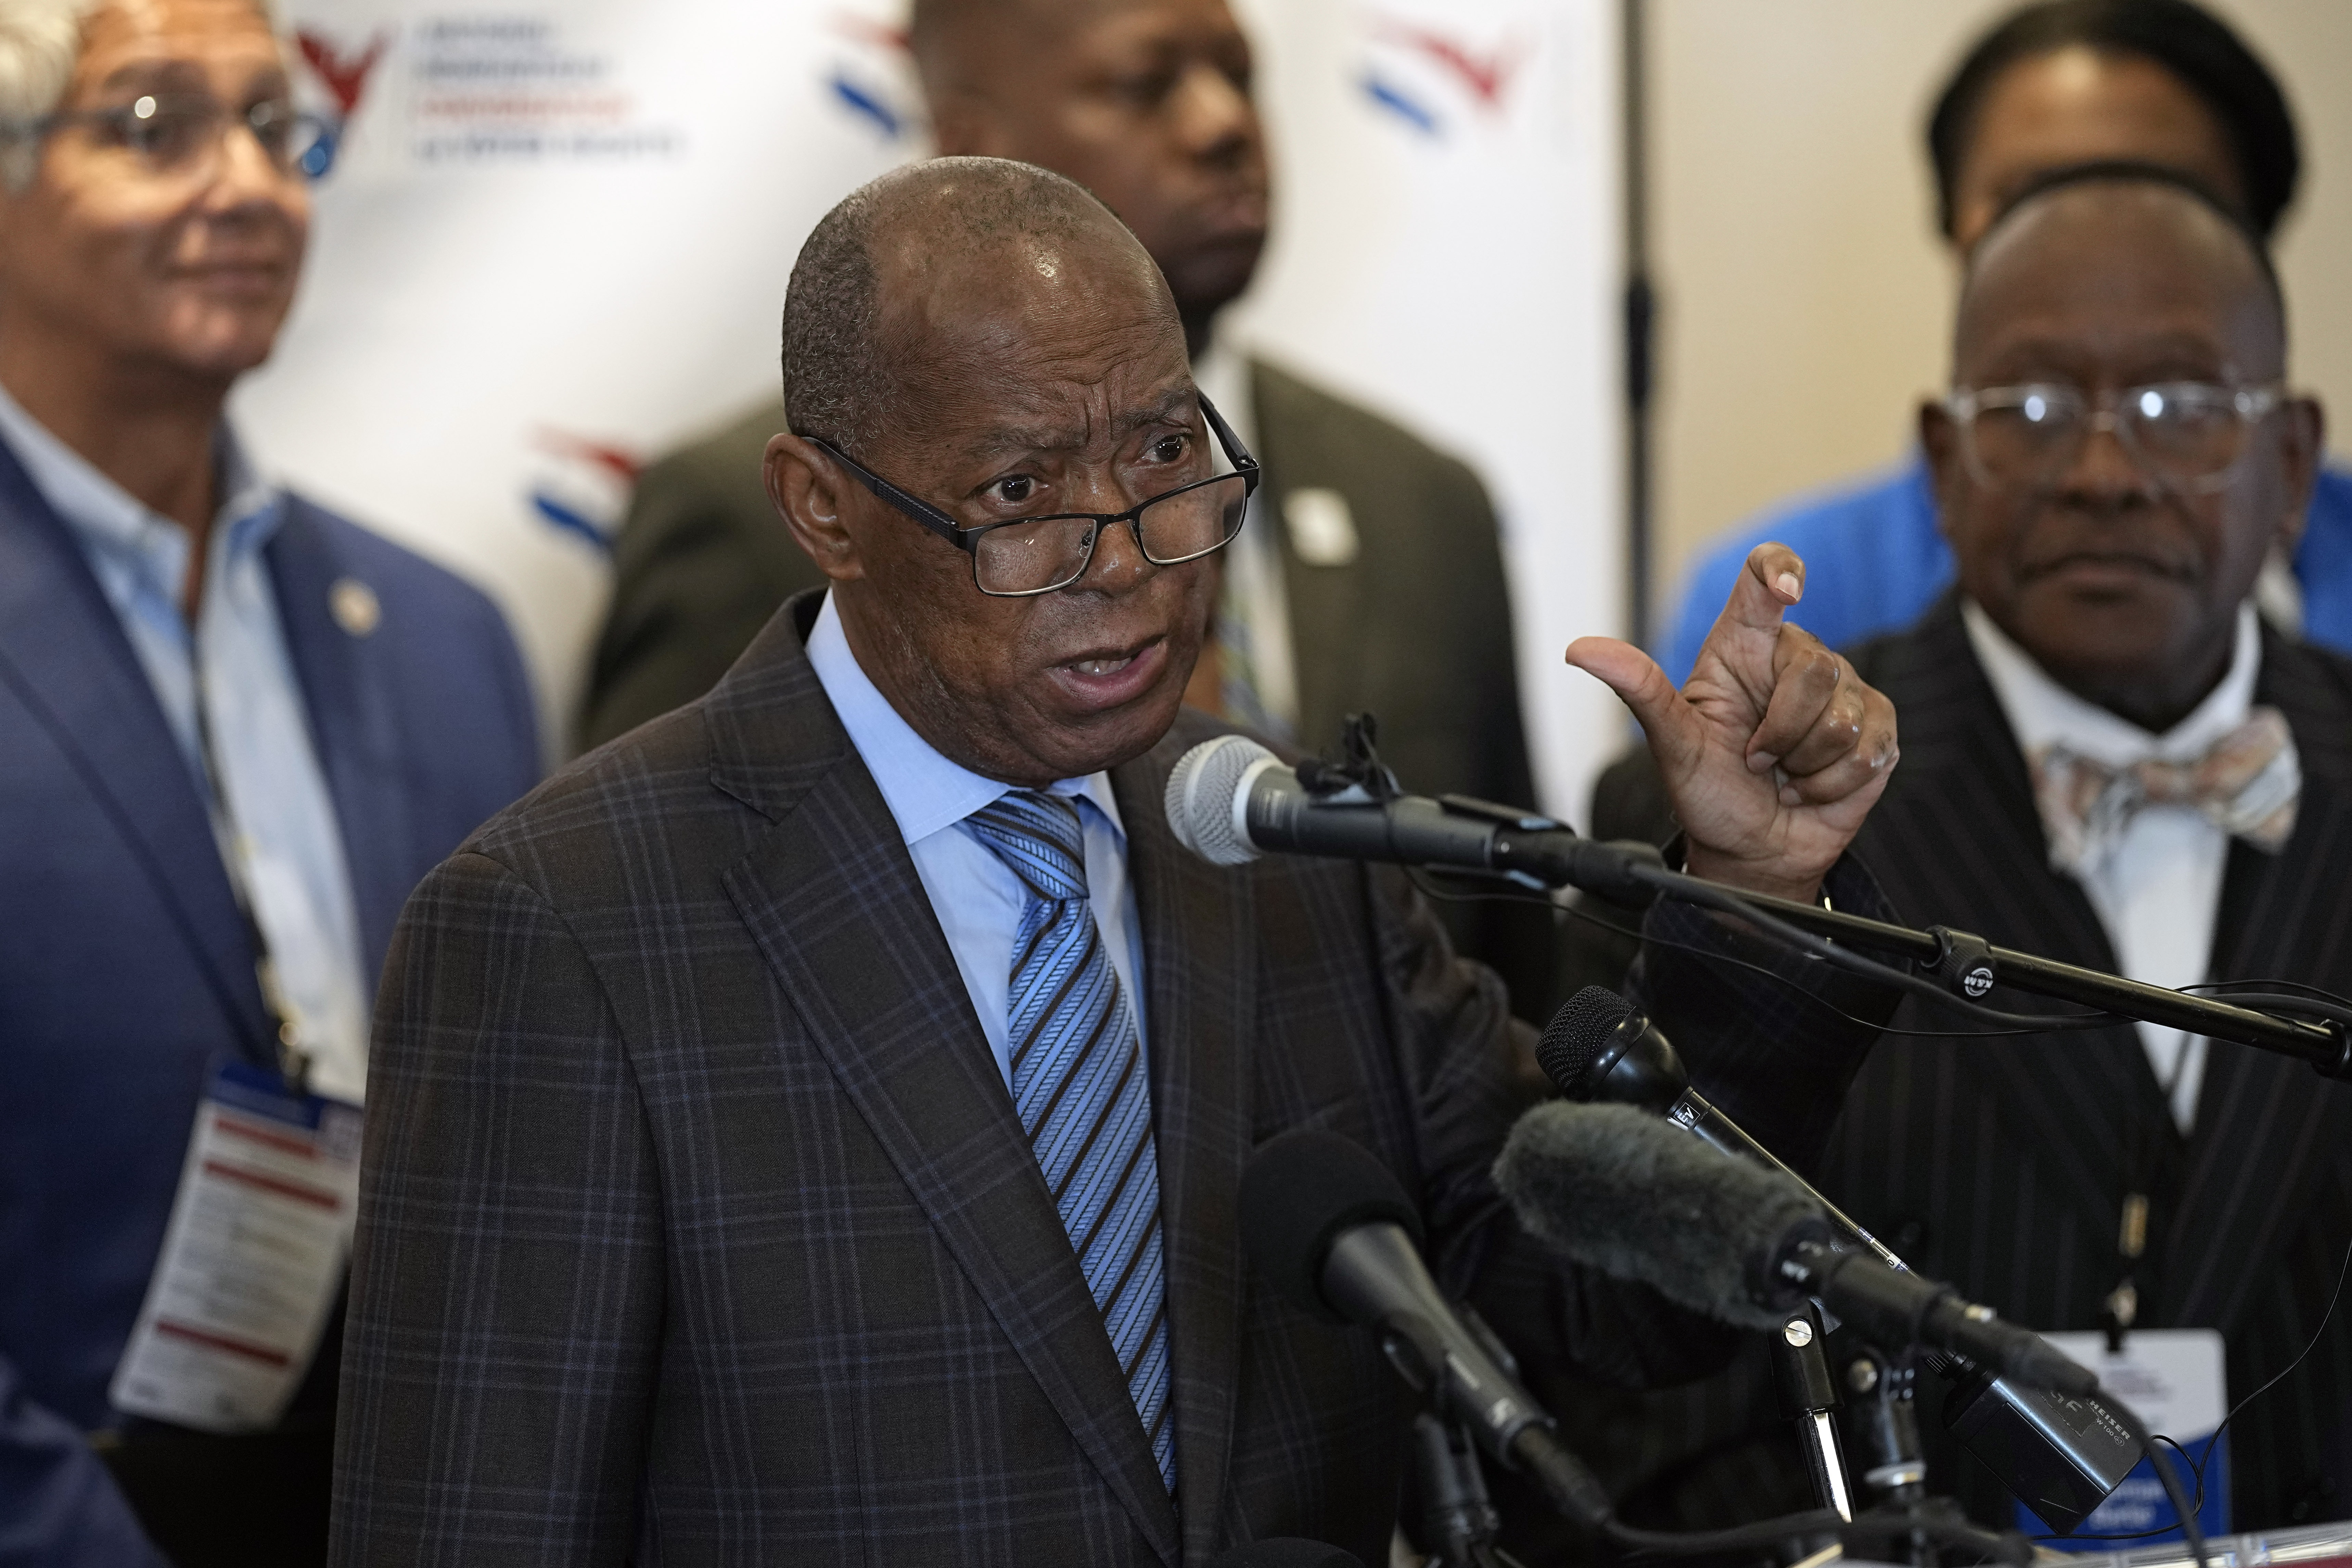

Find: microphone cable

[1405,864,2352,1041]
[2185,978,2352,1028]
[1406,865,2117,1040]
[1398,856,2126,1033]
[1408,865,2352,1563]
[2030,1223,2352,1548]
[1603,858,2162,1034]
[1508,1426,2030,1564]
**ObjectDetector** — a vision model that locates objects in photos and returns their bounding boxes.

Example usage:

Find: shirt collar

[803,590,1127,847]
[1961,595,2262,769]
[0,374,284,606]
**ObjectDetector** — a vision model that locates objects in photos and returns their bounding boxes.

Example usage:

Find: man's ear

[1918,399,1963,543]
[2274,395,2327,556]
[767,433,866,584]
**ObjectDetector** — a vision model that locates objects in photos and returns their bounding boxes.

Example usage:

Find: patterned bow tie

[2029,706,2301,875]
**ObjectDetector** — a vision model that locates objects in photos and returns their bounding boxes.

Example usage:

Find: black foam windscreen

[1206,1539,1367,1568]
[1492,1101,1823,1330]
[1534,985,1633,1098]
[1238,1129,1424,1324]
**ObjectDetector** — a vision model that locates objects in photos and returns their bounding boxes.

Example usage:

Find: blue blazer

[0,436,539,1564]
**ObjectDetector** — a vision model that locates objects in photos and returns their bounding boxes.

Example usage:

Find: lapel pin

[330,577,381,638]
[1283,487,1358,567]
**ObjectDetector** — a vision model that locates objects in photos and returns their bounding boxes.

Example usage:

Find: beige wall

[1647,0,2352,612]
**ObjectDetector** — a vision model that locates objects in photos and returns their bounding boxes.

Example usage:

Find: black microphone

[1237,1128,1615,1533]
[1538,987,1906,1267]
[1206,1540,1366,1568]
[1165,735,1664,904]
[1493,1101,2098,1397]
[1538,986,2141,1531]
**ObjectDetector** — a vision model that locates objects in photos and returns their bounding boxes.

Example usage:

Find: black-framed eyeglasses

[9,94,338,182]
[809,392,1261,597]
[1944,380,2285,497]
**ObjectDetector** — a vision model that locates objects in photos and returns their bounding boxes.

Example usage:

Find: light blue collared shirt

[803,592,1148,1081]
[0,383,372,1104]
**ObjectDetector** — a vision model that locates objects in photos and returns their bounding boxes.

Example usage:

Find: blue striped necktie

[965,790,1175,1490]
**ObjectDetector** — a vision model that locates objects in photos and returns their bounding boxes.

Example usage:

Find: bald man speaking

[332,161,1901,1565]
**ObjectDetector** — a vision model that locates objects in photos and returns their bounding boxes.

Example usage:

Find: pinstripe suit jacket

[332,591,1851,1566]
[1582,596,2352,1531]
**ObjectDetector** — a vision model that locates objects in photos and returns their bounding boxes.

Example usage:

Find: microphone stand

[1671,871,2347,1069]
[1408,1412,1524,1568]
[1264,727,2254,1559]
[1839,1348,1967,1568]
[1771,1302,1856,1522]
[1405,1303,1530,1568]
[1480,825,2351,1073]
[1258,716,2343,1069]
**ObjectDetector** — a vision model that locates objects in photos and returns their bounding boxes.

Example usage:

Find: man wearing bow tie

[1583,162,2347,1531]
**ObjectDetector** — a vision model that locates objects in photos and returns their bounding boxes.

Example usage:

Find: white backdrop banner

[243,0,1623,822]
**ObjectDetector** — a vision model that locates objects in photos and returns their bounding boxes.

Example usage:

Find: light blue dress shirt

[0,383,372,1104]
[802,591,1149,1082]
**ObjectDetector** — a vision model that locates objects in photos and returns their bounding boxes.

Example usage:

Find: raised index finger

[1713,542,1806,637]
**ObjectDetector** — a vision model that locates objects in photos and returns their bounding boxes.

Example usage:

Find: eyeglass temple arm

[808,437,975,553]
[1196,391,1260,481]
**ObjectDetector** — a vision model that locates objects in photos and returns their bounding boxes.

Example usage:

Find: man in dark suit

[0,1,539,1564]
[1583,165,2349,1532]
[333,157,1904,1565]
[582,0,1550,1015]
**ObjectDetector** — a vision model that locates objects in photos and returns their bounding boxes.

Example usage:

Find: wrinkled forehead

[76,0,285,86]
[1957,184,2284,376]
[873,218,1188,433]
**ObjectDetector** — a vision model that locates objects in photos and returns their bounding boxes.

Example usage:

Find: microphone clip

[1927,926,1999,1001]
[1294,711,1403,804]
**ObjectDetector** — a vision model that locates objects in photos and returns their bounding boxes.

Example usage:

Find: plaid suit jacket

[577,364,1555,1024]
[1581,595,2352,1532]
[335,591,1870,1566]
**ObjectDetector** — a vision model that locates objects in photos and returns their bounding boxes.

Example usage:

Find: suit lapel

[266,500,416,973]
[2160,635,2352,1330]
[0,437,270,1054]
[1858,601,2172,1260]
[714,615,1180,1563]
[1251,360,1362,748]
[1115,729,1255,1562]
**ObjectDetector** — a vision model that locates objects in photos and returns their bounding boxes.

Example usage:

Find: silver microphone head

[1166,734,1280,866]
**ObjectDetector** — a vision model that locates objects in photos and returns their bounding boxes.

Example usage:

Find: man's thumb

[1566,636,1697,764]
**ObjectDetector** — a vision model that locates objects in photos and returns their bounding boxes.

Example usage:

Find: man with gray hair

[335,156,1902,1564]
[0,0,537,1562]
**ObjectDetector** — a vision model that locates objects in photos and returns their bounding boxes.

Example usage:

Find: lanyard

[187,635,312,1097]
[2104,1040,2193,1349]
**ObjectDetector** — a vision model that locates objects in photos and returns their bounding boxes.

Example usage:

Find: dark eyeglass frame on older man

[1945,380,2287,497]
[810,392,1261,598]
[5,93,339,183]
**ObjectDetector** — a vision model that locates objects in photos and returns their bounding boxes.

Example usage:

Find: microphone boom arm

[1606,855,2351,1075]
[1170,729,2346,1072]
[1456,807,2348,1075]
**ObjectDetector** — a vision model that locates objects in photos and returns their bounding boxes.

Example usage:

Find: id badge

[2019,1328,2229,1547]
[108,1060,362,1432]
